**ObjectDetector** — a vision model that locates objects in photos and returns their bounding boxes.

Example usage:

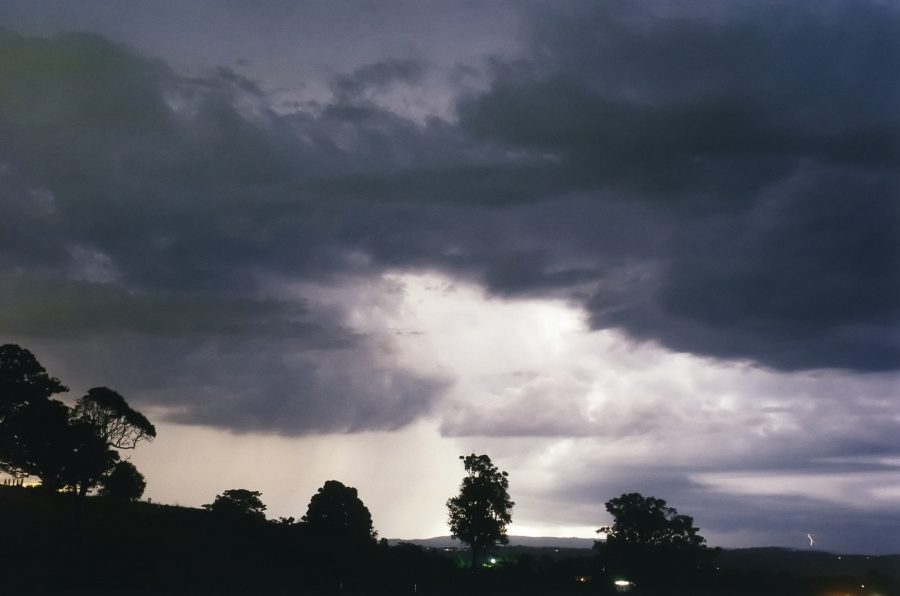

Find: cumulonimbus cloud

[0,1,897,437]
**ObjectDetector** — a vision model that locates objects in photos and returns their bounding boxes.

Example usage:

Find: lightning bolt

[807,533,815,547]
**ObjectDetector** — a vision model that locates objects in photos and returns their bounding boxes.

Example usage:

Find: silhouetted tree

[65,419,120,497]
[447,453,514,567]
[302,480,377,547]
[0,344,68,482]
[599,492,706,548]
[73,387,156,449]
[298,480,377,590]
[1,398,75,489]
[1,398,118,494]
[0,344,68,416]
[595,492,709,585]
[100,460,146,501]
[204,489,267,521]
[0,346,155,496]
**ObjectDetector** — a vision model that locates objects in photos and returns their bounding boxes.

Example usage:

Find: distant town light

[614,579,633,586]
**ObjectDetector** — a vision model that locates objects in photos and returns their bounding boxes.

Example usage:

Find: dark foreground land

[1,486,897,596]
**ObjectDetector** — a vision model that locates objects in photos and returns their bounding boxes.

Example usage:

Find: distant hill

[716,547,900,579]
[388,535,596,549]
[388,538,900,578]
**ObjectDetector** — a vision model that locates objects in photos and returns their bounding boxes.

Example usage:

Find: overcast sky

[0,0,898,553]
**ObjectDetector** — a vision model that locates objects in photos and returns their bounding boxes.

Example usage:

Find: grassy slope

[0,485,296,593]
[2,485,897,595]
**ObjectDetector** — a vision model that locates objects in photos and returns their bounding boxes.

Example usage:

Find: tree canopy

[599,492,706,549]
[1,395,120,493]
[302,480,376,547]
[74,387,156,450]
[446,453,514,566]
[0,345,69,483]
[596,492,710,585]
[204,488,267,521]
[0,344,67,419]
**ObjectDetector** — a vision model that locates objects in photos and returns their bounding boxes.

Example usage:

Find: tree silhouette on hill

[303,480,377,547]
[0,344,68,484]
[0,344,68,412]
[599,492,706,548]
[447,453,514,567]
[0,344,154,497]
[596,492,711,586]
[74,387,156,450]
[204,488,267,521]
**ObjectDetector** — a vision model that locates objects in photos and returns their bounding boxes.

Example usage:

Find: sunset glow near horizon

[0,0,897,554]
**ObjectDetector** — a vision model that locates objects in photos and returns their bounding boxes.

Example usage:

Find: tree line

[443,452,712,588]
[200,450,711,591]
[0,343,723,593]
[2,345,892,595]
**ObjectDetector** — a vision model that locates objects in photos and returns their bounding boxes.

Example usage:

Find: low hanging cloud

[545,460,900,554]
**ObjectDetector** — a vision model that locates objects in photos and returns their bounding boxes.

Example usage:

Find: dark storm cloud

[1,1,898,435]
[161,343,450,434]
[701,495,900,555]
[16,334,448,436]
[0,274,342,342]
[624,172,900,371]
[541,446,900,554]
[455,1,900,371]
[332,59,429,102]
[0,31,449,434]
[569,470,900,554]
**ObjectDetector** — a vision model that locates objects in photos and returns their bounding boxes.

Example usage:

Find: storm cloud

[457,1,900,371]
[0,0,897,552]
[3,2,897,390]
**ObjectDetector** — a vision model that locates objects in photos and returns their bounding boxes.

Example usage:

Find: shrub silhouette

[204,488,267,521]
[100,461,146,501]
